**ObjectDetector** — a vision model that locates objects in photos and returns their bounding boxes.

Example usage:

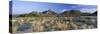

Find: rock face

[11,16,97,33]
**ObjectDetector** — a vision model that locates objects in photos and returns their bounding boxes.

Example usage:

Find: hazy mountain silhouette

[88,11,97,16]
[13,9,97,17]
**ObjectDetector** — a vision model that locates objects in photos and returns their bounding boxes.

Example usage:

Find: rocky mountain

[42,9,56,15]
[15,9,97,17]
[61,10,81,17]
[42,9,57,17]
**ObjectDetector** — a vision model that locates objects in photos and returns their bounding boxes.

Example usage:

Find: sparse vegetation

[10,16,97,33]
[10,10,97,33]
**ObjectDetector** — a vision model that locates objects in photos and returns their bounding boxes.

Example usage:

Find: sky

[10,1,97,14]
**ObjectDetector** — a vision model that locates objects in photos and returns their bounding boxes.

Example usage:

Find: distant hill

[12,10,97,17]
[88,11,97,16]
[61,10,81,17]
[80,13,91,16]
[80,11,97,16]
[42,9,57,17]
[42,9,56,15]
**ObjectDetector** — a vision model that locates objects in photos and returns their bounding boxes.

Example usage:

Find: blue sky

[10,1,97,14]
